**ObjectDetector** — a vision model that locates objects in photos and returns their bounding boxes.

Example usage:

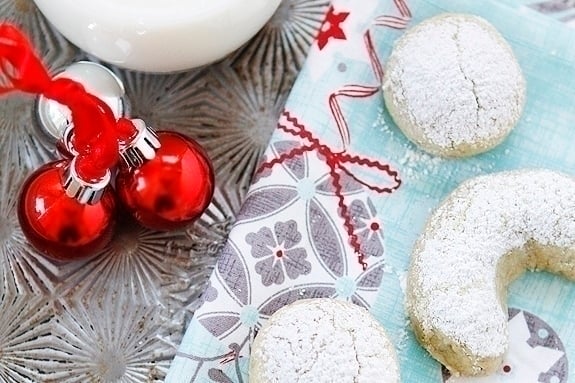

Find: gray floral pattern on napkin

[185,108,400,383]
[246,220,311,286]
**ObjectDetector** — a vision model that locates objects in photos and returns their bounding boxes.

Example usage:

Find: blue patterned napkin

[167,0,575,381]
[515,0,575,26]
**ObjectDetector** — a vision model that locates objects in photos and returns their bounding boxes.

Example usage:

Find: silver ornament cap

[60,123,78,157]
[63,158,111,205]
[36,61,126,141]
[120,119,161,169]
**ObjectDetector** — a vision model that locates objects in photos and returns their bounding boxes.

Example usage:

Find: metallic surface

[36,61,126,141]
[17,160,117,262]
[0,0,568,381]
[63,157,111,205]
[0,0,327,380]
[119,119,161,169]
[115,131,215,231]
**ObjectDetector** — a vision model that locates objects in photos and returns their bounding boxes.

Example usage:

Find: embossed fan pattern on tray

[0,0,328,381]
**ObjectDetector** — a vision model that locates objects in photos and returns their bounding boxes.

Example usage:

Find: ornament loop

[59,123,78,157]
[0,24,122,180]
[120,119,161,168]
[63,158,111,205]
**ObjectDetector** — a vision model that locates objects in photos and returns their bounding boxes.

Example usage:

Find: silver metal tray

[0,0,327,381]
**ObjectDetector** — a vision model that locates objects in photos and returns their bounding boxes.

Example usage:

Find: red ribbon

[375,0,412,29]
[257,111,401,270]
[0,23,135,181]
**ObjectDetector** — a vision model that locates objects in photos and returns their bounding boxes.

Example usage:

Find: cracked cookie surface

[407,169,575,376]
[248,299,399,383]
[382,13,525,157]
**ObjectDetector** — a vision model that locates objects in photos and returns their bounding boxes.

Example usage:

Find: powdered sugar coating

[382,14,525,157]
[407,169,575,376]
[249,299,399,383]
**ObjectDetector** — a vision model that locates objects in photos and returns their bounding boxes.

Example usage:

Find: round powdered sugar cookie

[407,169,575,376]
[249,299,400,383]
[382,13,526,157]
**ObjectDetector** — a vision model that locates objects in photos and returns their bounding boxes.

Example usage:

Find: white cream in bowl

[33,0,281,72]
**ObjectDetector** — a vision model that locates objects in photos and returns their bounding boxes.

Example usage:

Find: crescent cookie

[249,298,400,383]
[407,169,575,376]
[383,14,526,157]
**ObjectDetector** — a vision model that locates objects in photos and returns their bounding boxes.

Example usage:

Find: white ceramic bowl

[36,61,126,141]
[33,0,281,73]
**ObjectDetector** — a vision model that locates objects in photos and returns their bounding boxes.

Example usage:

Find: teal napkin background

[512,0,575,24]
[168,0,575,381]
[365,1,575,381]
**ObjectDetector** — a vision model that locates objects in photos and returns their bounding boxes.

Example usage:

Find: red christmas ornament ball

[115,131,215,231]
[18,160,117,261]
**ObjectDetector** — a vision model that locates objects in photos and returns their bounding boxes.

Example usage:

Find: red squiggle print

[364,31,384,83]
[374,15,410,29]
[394,0,412,18]
[375,0,412,29]
[257,111,401,270]
[328,85,380,149]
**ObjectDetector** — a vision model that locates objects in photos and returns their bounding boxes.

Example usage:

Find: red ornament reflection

[115,131,214,231]
[18,160,117,261]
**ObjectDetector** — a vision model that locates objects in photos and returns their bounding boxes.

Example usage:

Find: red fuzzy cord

[0,23,136,181]
[115,118,139,144]
[257,111,401,270]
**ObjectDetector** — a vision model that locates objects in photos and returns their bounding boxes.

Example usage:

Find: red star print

[316,6,350,50]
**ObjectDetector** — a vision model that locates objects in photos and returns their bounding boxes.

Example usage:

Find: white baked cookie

[407,169,575,376]
[249,298,400,383]
[383,13,526,157]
